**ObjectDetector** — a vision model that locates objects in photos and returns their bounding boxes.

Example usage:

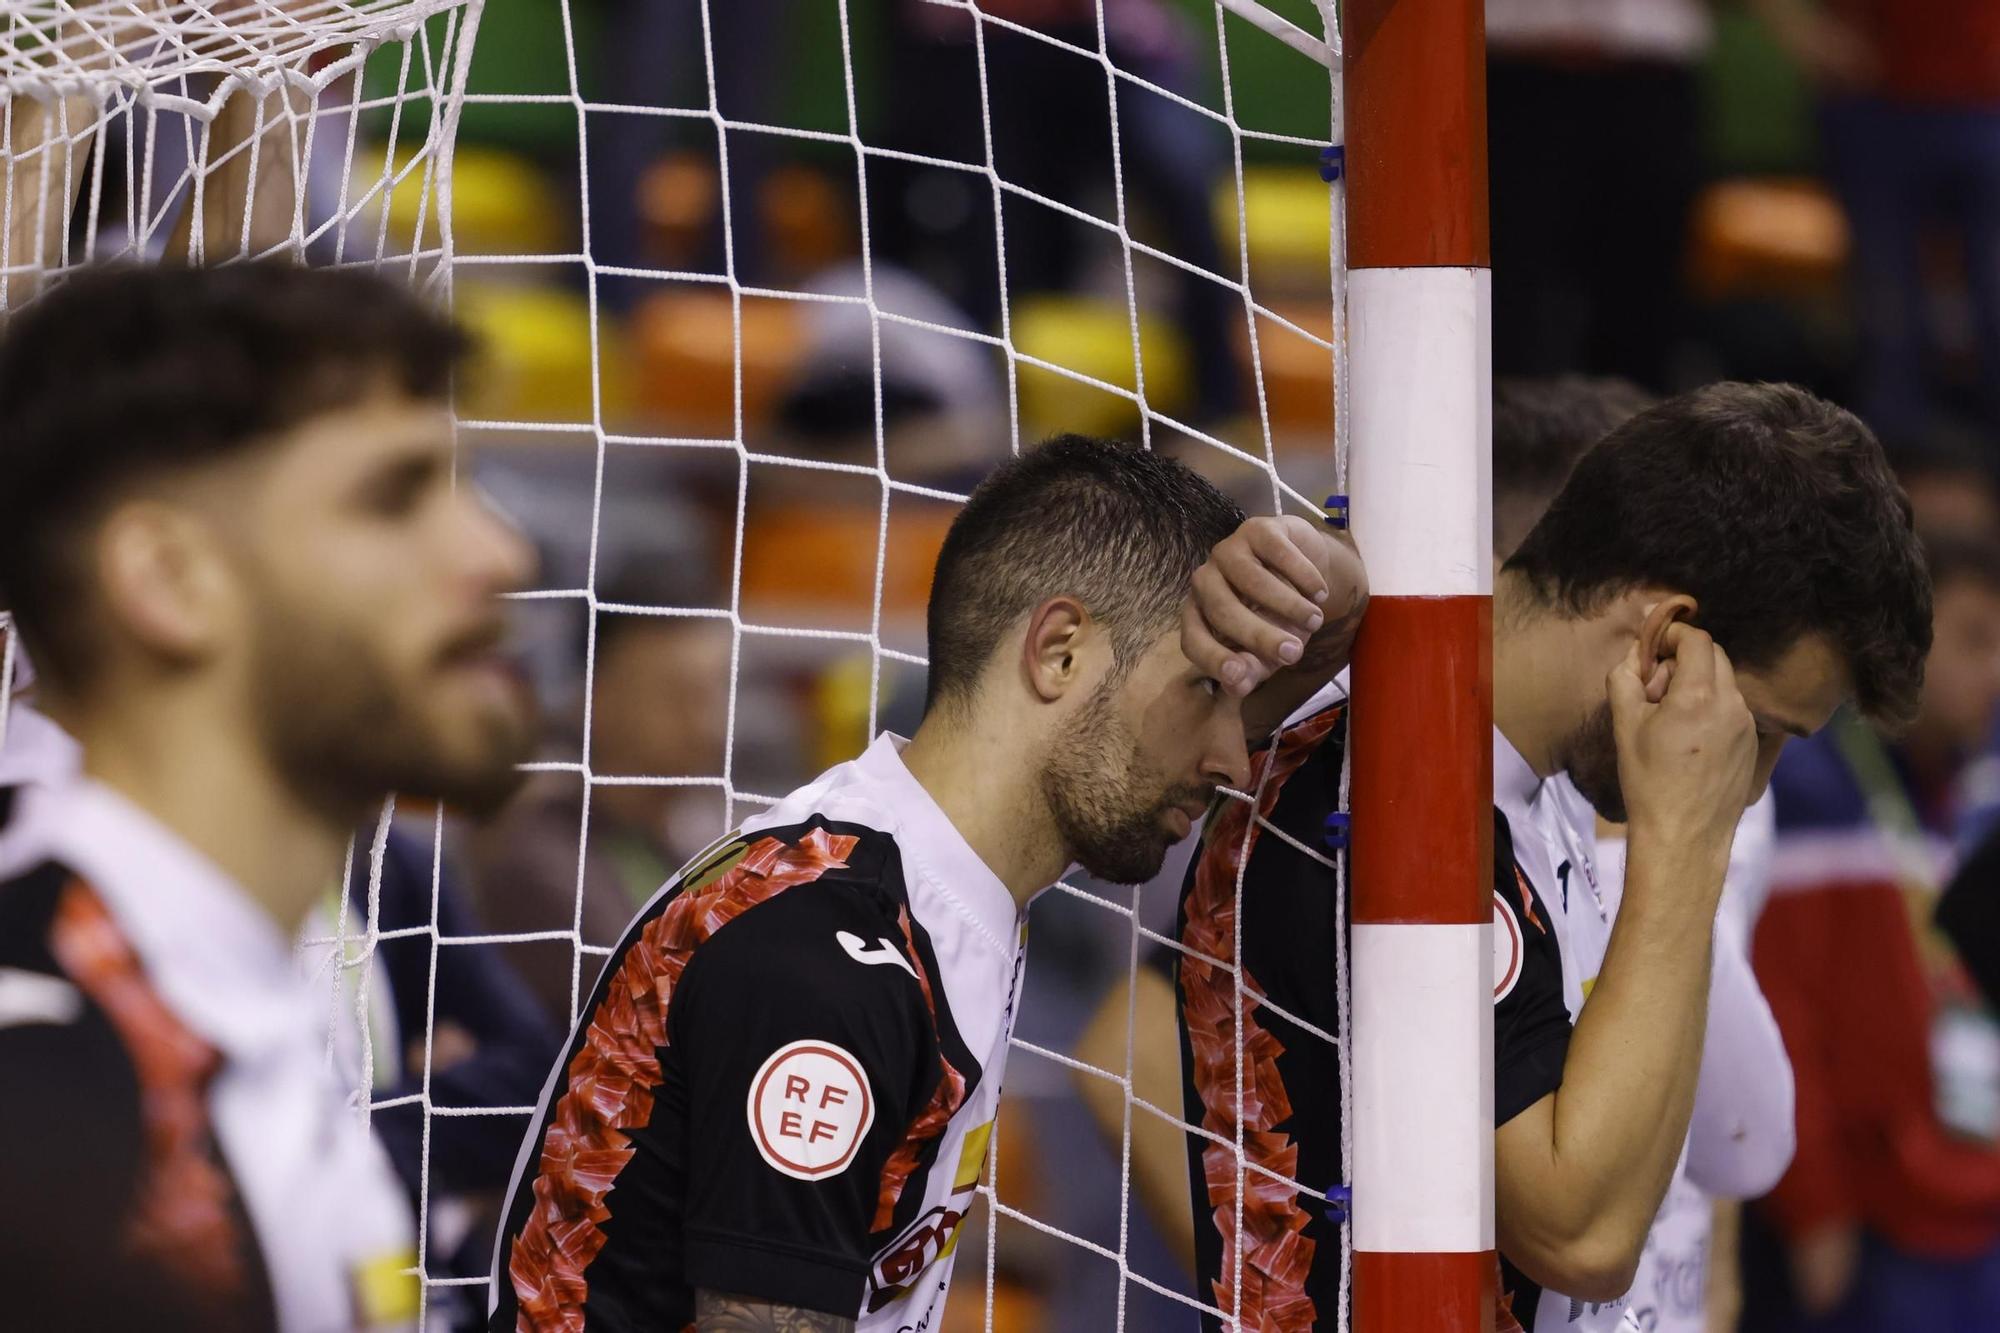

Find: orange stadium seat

[1238,301,1336,439]
[1688,177,1850,303]
[633,289,808,433]
[736,499,955,623]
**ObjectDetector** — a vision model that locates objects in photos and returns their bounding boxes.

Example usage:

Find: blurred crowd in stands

[21,0,2000,1329]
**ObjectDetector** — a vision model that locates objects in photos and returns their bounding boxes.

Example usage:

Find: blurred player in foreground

[0,262,538,1330]
[488,436,1367,1332]
[1169,382,1928,1332]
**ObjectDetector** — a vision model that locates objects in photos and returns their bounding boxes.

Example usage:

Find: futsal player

[1172,382,1930,1331]
[0,262,539,1330]
[488,436,1367,1332]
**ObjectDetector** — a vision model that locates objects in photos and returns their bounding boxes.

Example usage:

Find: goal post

[1342,0,1495,1329]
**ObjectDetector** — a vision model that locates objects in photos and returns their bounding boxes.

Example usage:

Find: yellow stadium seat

[351,143,567,258]
[1214,166,1333,292]
[454,281,632,425]
[1011,294,1189,439]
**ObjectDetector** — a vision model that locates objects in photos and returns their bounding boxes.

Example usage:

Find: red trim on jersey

[49,879,246,1305]
[870,903,969,1232]
[506,827,860,1333]
[1512,867,1544,935]
[1494,1251,1527,1333]
[1180,705,1343,1333]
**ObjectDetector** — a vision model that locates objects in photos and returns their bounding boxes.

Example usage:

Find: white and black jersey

[489,732,1025,1332]
[1492,732,1639,1333]
[1170,683,1575,1333]
[0,778,420,1332]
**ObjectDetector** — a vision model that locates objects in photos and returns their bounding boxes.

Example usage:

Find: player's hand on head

[1608,620,1757,849]
[1182,514,1360,699]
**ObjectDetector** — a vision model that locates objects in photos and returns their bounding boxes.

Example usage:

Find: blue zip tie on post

[1324,493,1349,530]
[1322,811,1351,851]
[1327,1183,1352,1221]
[1320,144,1345,184]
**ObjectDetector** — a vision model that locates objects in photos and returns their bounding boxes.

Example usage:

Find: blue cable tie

[1323,493,1349,530]
[1322,811,1351,851]
[1328,1184,1352,1220]
[1320,144,1345,184]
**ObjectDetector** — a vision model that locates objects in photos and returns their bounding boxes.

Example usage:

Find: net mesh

[0,0,481,291]
[0,0,1355,1327]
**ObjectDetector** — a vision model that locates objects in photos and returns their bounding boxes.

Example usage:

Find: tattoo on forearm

[695,1289,856,1332]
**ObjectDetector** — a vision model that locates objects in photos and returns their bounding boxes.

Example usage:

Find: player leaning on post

[487,437,1366,1333]
[1171,382,1930,1332]
[0,263,540,1329]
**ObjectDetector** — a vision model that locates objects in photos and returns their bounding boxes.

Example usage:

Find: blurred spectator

[323,828,561,1324]
[777,260,1008,486]
[587,0,785,310]
[465,571,731,1021]
[1749,532,2000,1331]
[1756,0,2000,440]
[1887,427,2000,540]
[1487,0,1712,391]
[1492,375,1657,558]
[870,0,1240,423]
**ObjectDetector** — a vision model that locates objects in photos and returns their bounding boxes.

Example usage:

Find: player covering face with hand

[488,436,1367,1333]
[1169,382,1929,1333]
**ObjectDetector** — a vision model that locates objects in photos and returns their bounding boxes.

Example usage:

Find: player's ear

[1635,593,1697,684]
[1021,596,1089,703]
[95,501,236,666]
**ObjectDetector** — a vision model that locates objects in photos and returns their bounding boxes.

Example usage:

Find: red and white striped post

[1342,1,1494,1330]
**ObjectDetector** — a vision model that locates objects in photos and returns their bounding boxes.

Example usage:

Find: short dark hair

[1507,382,1931,727]
[923,435,1245,715]
[0,262,468,686]
[1493,376,1655,558]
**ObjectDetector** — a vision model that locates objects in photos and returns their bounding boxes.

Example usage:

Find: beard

[249,599,534,821]
[1041,679,1211,886]
[1557,699,1626,824]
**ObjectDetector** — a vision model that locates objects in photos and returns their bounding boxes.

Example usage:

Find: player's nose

[1202,719,1252,792]
[456,486,537,594]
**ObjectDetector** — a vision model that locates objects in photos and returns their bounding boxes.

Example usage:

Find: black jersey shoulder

[1491,806,1573,1128]
[0,862,272,1332]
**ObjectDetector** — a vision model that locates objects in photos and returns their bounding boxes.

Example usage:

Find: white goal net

[0,0,1354,1327]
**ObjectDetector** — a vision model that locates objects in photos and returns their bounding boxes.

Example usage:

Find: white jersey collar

[0,703,81,791]
[854,731,1020,957]
[1494,724,1545,816]
[6,776,311,1064]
